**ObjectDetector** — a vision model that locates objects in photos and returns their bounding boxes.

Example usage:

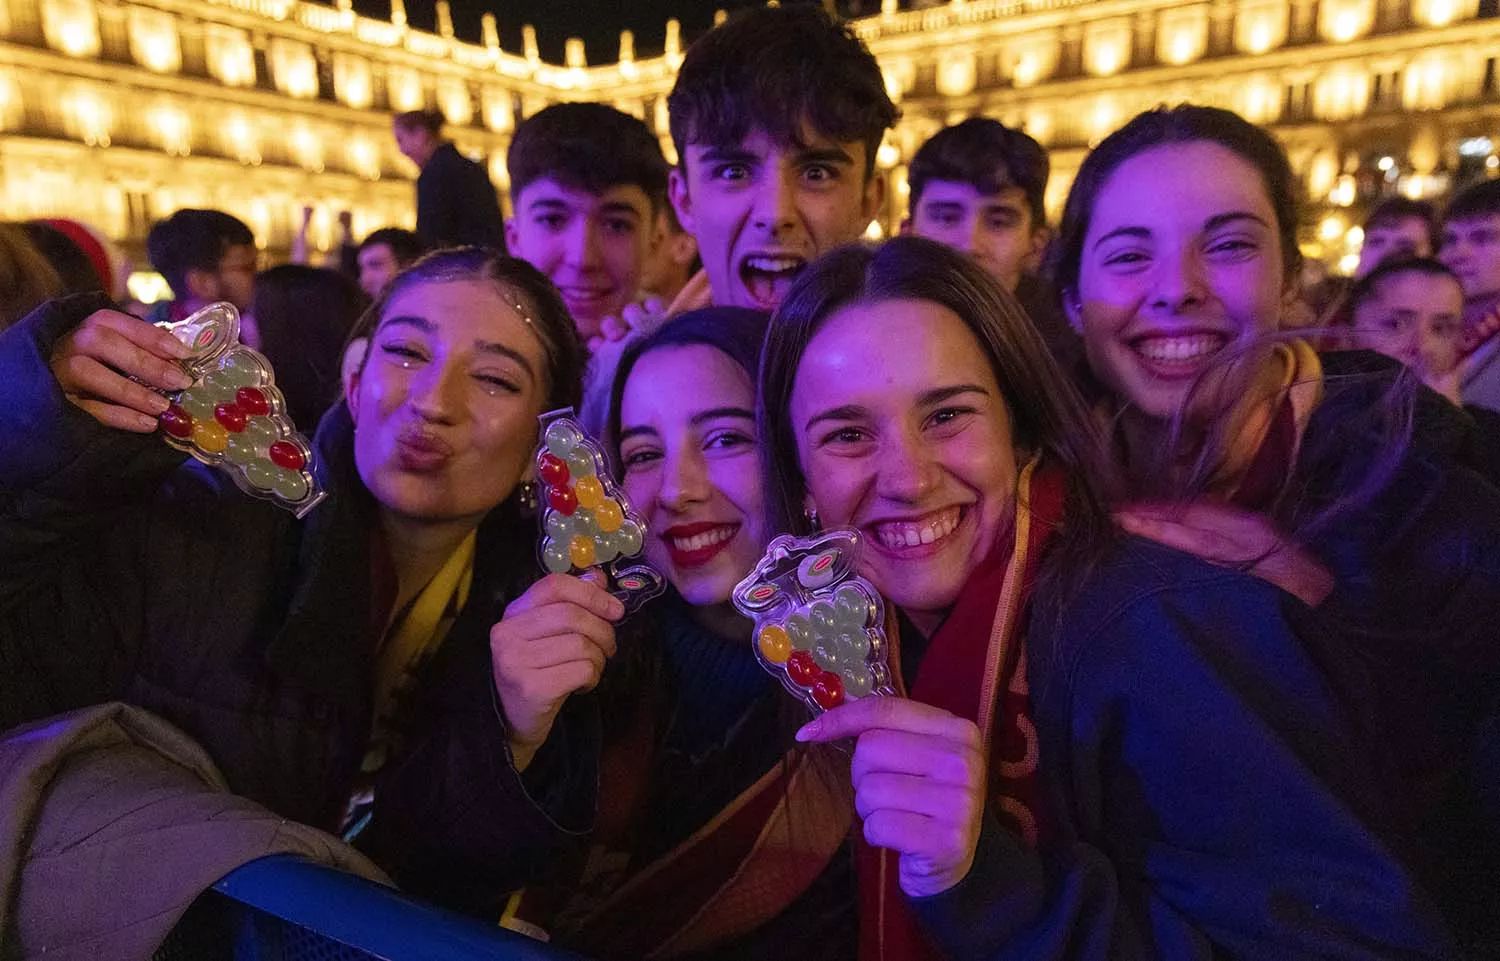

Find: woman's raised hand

[49,309,193,431]
[798,697,986,898]
[489,571,625,772]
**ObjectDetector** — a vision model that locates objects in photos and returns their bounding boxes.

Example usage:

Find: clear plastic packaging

[535,408,665,612]
[153,302,326,518]
[732,529,894,714]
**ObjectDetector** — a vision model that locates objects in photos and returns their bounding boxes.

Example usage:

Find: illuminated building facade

[0,0,1496,273]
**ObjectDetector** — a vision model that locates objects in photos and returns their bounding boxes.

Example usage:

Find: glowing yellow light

[876,141,900,169]
[1416,0,1472,26]
[1158,8,1206,66]
[1236,1,1288,54]
[1088,97,1120,144]
[936,52,976,97]
[1337,253,1360,275]
[127,271,172,305]
[1319,0,1373,42]
[1319,215,1345,242]
[129,8,181,74]
[439,78,472,125]
[1403,55,1452,110]
[1240,76,1281,124]
[65,88,111,147]
[43,0,100,57]
[288,124,324,172]
[387,66,425,113]
[1084,23,1129,78]
[1024,108,1052,145]
[149,104,191,156]
[348,135,380,180]
[864,221,885,242]
[489,153,509,190]
[207,26,255,87]
[1346,226,1365,249]
[1330,175,1357,207]
[1313,66,1369,120]
[0,74,20,132]
[221,113,261,165]
[269,40,318,99]
[483,88,513,133]
[335,54,372,110]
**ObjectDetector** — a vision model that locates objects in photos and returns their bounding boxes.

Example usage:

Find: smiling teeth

[744,255,804,274]
[1135,334,1224,364]
[874,509,960,550]
[672,525,737,552]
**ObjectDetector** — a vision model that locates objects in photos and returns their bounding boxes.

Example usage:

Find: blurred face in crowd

[357,243,404,300]
[186,243,257,312]
[619,345,766,608]
[1441,214,1500,305]
[1353,269,1464,385]
[1069,141,1287,421]
[1357,216,1432,278]
[393,123,439,168]
[348,277,549,524]
[507,177,656,341]
[671,126,883,312]
[906,181,1043,293]
[789,298,1019,635]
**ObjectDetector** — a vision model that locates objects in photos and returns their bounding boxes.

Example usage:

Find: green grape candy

[837,629,871,659]
[809,601,837,636]
[841,667,874,699]
[271,468,310,502]
[178,390,215,419]
[541,538,571,574]
[546,512,576,540]
[834,584,874,628]
[221,353,266,387]
[593,530,621,564]
[225,434,261,466]
[201,370,239,404]
[786,615,815,651]
[565,449,596,478]
[813,643,841,671]
[573,509,600,538]
[615,520,644,556]
[244,460,277,491]
[242,417,278,447]
[544,420,583,456]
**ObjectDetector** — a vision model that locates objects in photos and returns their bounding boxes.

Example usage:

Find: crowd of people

[3,4,1500,959]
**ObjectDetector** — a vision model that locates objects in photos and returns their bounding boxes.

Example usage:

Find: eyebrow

[696,145,855,167]
[376,315,538,380]
[1092,211,1270,249]
[802,384,989,432]
[618,406,754,444]
[528,197,642,219]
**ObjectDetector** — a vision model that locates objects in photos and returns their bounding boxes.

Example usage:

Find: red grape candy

[812,671,845,710]
[786,650,819,687]
[548,486,579,516]
[268,440,306,471]
[235,387,270,416]
[159,405,193,438]
[538,452,570,488]
[214,403,248,432]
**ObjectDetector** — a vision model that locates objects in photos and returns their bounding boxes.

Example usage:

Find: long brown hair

[758,236,1119,590]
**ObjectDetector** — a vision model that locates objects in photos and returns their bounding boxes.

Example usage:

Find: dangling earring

[519,480,540,514]
[803,505,820,531]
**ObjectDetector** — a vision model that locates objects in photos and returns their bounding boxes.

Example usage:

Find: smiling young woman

[756,235,1453,958]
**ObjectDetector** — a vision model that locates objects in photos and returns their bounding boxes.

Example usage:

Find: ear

[898,216,913,237]
[183,267,218,301]
[861,171,887,225]
[342,337,367,422]
[1062,289,1083,335]
[1024,225,1052,274]
[668,167,697,238]
[647,208,669,256]
[504,217,520,254]
[671,231,698,267]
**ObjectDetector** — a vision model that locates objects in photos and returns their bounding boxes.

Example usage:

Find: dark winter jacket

[416,142,506,251]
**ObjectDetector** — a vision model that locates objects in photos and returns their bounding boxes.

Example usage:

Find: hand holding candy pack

[535,408,665,612]
[732,530,894,714]
[153,302,326,517]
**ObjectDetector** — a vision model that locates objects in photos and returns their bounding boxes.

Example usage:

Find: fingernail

[149,393,171,414]
[609,599,626,619]
[165,369,193,390]
[135,413,160,432]
[794,721,819,742]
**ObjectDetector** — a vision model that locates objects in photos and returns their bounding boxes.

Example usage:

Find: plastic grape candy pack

[153,302,326,517]
[535,409,665,611]
[732,530,894,714]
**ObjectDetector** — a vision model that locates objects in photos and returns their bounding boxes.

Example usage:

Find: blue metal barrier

[154,855,585,961]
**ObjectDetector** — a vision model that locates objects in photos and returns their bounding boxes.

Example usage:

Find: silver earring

[519,480,540,513]
[804,506,820,531]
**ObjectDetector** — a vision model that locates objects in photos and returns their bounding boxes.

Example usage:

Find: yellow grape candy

[594,499,624,532]
[758,624,791,664]
[192,420,229,453]
[574,475,605,510]
[569,534,596,569]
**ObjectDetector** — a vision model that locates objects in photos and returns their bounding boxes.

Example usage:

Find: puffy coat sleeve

[909,547,1455,960]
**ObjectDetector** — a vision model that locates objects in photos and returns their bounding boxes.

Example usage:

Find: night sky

[350,0,836,65]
